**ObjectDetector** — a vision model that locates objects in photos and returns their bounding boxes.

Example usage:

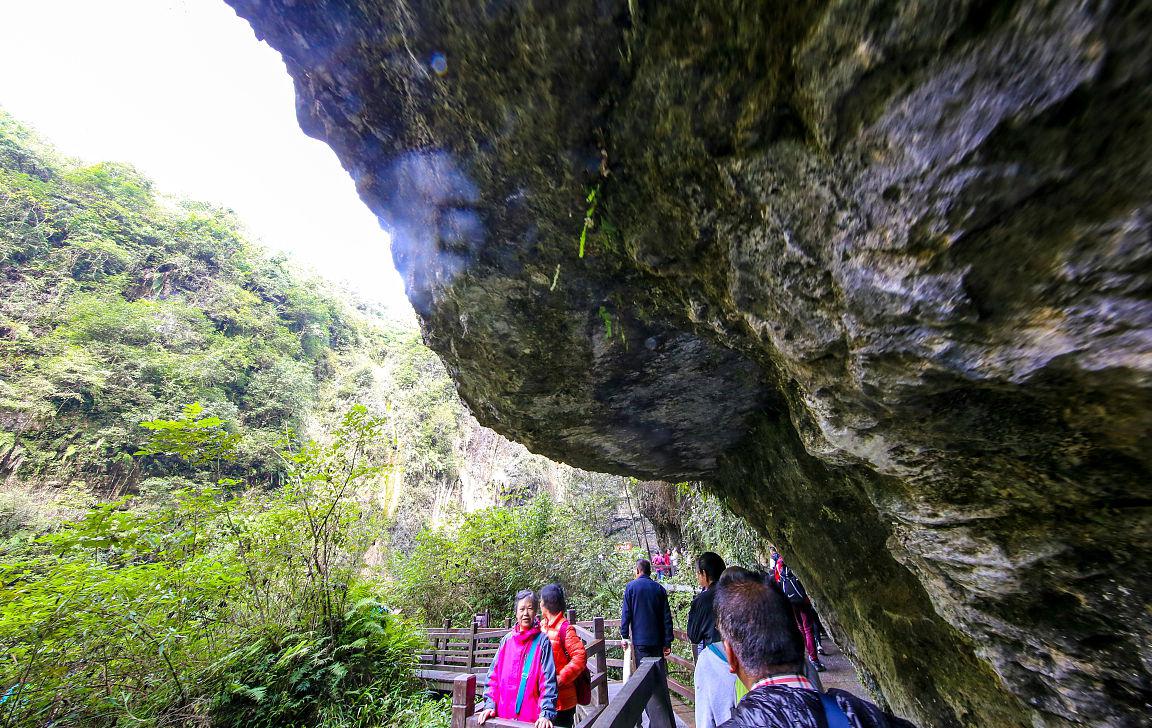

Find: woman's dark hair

[718,565,762,587]
[514,589,538,611]
[540,583,567,615]
[714,576,804,678]
[696,552,726,584]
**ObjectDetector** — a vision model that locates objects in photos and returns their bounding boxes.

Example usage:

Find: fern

[328,662,349,687]
[229,683,268,704]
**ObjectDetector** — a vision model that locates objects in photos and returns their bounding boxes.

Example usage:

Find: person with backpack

[714,577,915,728]
[696,565,824,727]
[771,555,824,672]
[539,584,589,728]
[477,590,558,728]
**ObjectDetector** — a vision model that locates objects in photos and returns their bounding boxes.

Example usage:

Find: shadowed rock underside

[224,1,1151,725]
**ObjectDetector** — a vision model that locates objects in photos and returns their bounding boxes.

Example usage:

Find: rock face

[225,1,1151,725]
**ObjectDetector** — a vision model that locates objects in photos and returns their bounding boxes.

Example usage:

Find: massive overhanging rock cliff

[225,2,1150,725]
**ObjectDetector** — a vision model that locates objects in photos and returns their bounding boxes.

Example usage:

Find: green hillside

[0,108,429,494]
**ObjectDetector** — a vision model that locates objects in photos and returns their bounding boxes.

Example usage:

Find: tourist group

[476,552,914,728]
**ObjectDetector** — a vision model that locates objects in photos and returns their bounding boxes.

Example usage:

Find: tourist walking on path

[771,555,825,671]
[690,553,737,728]
[620,558,674,661]
[652,549,668,580]
[687,551,726,649]
[714,577,915,728]
[539,584,588,728]
[477,590,558,728]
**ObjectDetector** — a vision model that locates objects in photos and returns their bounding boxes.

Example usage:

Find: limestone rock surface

[225,1,1151,725]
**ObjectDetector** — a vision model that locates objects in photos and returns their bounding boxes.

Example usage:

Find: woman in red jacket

[539,584,588,727]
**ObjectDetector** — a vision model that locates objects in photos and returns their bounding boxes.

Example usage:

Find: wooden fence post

[645,658,676,728]
[466,620,478,672]
[567,608,577,624]
[593,616,609,707]
[441,618,451,663]
[450,673,476,728]
[623,643,633,684]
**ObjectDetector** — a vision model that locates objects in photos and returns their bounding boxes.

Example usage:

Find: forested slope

[0,108,416,495]
[0,109,464,726]
[0,108,610,529]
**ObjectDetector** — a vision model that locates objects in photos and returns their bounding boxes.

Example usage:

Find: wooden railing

[421,612,696,728]
[450,658,673,728]
[420,611,610,725]
[666,629,696,706]
[585,658,676,728]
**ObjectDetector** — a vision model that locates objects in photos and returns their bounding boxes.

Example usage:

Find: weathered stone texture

[226,1,1151,725]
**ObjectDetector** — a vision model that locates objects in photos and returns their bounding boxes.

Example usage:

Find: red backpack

[559,622,592,706]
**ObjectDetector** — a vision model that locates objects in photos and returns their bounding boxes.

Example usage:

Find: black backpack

[779,567,808,605]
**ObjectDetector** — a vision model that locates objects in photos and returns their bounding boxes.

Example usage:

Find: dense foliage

[1,405,446,728]
[678,482,772,570]
[0,111,461,728]
[0,108,376,493]
[394,479,639,626]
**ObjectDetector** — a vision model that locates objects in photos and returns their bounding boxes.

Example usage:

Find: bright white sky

[0,0,413,318]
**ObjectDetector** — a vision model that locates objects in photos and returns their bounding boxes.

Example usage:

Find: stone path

[816,640,867,696]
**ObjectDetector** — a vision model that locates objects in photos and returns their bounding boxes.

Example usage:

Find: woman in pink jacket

[477,589,558,728]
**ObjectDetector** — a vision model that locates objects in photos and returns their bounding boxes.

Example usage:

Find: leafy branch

[578,185,600,258]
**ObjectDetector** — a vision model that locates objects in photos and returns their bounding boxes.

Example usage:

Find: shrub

[0,405,442,728]
[392,491,637,626]
[205,594,427,727]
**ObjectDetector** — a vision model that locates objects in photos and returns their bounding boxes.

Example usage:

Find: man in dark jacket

[687,551,726,648]
[620,558,674,660]
[715,578,915,728]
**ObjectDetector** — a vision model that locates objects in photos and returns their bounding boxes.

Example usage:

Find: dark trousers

[634,644,666,661]
[553,707,576,727]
